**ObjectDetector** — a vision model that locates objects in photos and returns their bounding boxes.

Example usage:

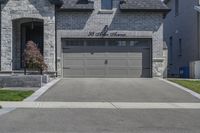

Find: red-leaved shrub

[24,41,47,73]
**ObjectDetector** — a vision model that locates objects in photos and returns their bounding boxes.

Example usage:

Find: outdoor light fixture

[31,19,34,30]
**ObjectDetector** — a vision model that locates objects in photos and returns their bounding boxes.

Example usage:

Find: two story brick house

[0,0,169,78]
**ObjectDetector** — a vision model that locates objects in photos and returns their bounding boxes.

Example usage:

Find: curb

[159,78,200,100]
[0,78,61,116]
[24,78,61,102]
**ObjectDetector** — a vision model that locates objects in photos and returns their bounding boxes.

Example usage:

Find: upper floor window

[175,0,179,16]
[101,0,113,10]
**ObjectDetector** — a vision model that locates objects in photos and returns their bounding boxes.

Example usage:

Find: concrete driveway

[0,78,200,133]
[38,78,200,102]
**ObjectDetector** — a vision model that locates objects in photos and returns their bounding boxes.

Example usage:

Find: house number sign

[88,32,126,37]
[88,25,126,37]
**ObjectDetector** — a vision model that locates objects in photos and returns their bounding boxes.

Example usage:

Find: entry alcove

[12,18,44,70]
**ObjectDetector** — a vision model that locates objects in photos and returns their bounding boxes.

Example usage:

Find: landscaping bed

[0,89,34,101]
[170,80,200,94]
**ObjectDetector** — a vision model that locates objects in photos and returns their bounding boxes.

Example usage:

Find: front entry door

[21,22,44,68]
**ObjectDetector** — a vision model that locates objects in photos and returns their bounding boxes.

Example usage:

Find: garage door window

[130,40,151,48]
[118,41,127,47]
[86,40,106,47]
[64,40,84,47]
[108,40,127,47]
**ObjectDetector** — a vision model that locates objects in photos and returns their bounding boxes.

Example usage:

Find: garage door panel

[63,59,84,66]
[128,52,143,58]
[63,68,85,77]
[62,39,152,78]
[128,59,142,67]
[106,53,128,57]
[63,48,84,53]
[107,69,128,74]
[85,69,105,77]
[63,53,85,58]
[86,59,105,66]
[85,53,106,58]
[108,60,128,66]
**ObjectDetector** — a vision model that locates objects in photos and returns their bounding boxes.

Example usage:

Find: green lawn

[0,89,34,101]
[170,80,200,94]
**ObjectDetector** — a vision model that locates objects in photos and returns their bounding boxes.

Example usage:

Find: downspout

[55,5,58,77]
[0,2,1,71]
[198,12,200,59]
[195,5,200,59]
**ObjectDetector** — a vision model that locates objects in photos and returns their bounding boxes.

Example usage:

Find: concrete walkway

[1,102,200,109]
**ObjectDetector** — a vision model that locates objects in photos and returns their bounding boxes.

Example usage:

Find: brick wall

[56,0,165,77]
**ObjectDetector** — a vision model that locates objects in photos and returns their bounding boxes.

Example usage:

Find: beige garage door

[62,39,152,78]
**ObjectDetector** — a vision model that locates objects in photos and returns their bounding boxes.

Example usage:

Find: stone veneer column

[152,23,165,77]
[44,20,56,72]
[1,9,12,71]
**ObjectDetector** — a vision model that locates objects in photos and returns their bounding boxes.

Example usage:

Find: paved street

[0,78,200,133]
[0,109,200,133]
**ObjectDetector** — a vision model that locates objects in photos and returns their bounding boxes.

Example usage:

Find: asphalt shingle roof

[0,0,169,12]
[120,0,170,12]
[59,0,94,11]
[49,0,63,6]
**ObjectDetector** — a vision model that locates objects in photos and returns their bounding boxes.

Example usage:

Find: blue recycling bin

[179,66,189,78]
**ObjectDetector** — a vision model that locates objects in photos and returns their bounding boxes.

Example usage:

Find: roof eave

[164,0,170,4]
[120,8,171,13]
[48,0,64,7]
[57,8,94,12]
[0,0,8,4]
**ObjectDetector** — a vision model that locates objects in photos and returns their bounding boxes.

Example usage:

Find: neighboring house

[164,0,200,77]
[0,0,169,78]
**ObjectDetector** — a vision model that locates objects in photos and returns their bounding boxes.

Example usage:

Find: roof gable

[48,0,63,6]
